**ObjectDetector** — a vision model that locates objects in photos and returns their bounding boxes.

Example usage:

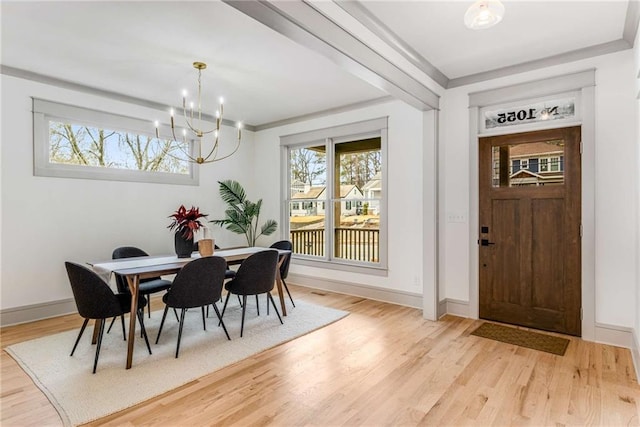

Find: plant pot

[174,232,194,258]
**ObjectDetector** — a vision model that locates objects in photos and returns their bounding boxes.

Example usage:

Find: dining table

[90,246,291,369]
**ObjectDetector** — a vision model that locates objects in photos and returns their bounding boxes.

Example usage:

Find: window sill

[292,256,388,277]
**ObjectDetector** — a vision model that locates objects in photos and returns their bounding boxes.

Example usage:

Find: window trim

[32,98,199,185]
[280,117,388,272]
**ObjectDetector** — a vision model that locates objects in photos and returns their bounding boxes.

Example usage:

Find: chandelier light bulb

[219,96,224,105]
[464,0,505,30]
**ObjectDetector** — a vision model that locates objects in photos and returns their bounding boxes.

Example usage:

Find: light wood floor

[2,285,640,426]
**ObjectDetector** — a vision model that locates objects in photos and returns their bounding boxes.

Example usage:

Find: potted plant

[210,180,277,246]
[168,205,208,258]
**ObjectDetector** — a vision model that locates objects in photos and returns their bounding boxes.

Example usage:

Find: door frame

[467,70,596,341]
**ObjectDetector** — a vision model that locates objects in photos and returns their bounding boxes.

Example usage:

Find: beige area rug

[6,299,348,426]
[470,322,570,356]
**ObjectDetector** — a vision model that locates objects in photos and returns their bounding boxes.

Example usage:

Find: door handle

[480,239,495,246]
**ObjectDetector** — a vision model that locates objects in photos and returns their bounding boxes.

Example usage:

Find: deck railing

[290,228,379,262]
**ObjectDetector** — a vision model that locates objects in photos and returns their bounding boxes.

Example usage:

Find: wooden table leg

[91,319,103,344]
[275,256,287,316]
[125,275,140,369]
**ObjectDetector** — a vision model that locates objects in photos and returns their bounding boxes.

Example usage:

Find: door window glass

[492,139,565,187]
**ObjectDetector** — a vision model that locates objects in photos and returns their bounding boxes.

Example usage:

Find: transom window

[33,99,198,185]
[281,117,387,271]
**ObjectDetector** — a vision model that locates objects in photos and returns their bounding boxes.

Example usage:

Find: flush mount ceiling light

[464,0,505,30]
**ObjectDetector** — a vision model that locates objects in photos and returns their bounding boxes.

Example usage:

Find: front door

[479,126,581,336]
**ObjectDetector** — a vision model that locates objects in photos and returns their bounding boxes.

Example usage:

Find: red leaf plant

[168,205,208,239]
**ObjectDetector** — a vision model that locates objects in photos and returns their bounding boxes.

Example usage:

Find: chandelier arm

[164,145,199,164]
[199,138,242,164]
[181,107,216,135]
[199,137,220,162]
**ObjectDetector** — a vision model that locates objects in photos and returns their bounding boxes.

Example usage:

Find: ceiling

[1,1,636,128]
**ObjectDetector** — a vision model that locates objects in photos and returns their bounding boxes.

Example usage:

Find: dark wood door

[479,126,581,336]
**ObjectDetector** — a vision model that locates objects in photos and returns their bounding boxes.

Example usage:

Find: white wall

[253,100,425,296]
[0,75,255,311]
[634,25,640,348]
[440,49,638,328]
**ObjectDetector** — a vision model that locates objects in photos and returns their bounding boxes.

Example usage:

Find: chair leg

[237,294,243,307]
[137,309,152,355]
[106,316,117,334]
[240,295,247,338]
[211,304,231,340]
[201,306,207,331]
[155,305,170,344]
[92,318,106,374]
[283,279,295,307]
[256,294,260,316]
[220,292,231,326]
[176,309,186,358]
[267,293,283,325]
[146,293,152,318]
[173,308,180,322]
[70,318,89,356]
[118,315,125,341]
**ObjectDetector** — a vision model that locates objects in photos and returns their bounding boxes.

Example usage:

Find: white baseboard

[632,330,640,383]
[287,273,422,309]
[0,298,77,327]
[594,322,636,349]
[440,298,470,318]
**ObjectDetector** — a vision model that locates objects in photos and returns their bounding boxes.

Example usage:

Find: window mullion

[325,137,334,262]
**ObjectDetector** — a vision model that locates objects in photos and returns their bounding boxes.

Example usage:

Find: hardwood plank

[1,285,639,426]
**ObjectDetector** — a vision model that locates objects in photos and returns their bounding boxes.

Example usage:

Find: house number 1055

[496,106,559,124]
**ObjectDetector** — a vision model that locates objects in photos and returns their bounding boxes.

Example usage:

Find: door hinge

[580,307,583,320]
[580,223,583,238]
[580,141,583,154]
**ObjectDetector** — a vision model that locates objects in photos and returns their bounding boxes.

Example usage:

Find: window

[549,156,562,172]
[521,159,528,170]
[539,158,548,172]
[281,117,387,271]
[33,99,198,185]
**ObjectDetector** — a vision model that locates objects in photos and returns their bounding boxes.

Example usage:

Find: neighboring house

[361,171,382,214]
[290,184,364,216]
[290,179,306,196]
[492,141,565,187]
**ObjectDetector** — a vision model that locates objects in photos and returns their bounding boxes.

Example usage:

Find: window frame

[32,98,199,185]
[280,117,388,274]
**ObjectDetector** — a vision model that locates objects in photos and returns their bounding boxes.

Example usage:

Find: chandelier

[155,61,242,164]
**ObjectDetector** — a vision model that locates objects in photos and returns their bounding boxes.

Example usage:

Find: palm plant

[210,180,277,246]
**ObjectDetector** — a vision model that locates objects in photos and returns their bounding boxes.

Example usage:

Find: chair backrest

[112,246,158,292]
[231,250,279,295]
[269,240,292,280]
[165,256,227,309]
[65,262,122,319]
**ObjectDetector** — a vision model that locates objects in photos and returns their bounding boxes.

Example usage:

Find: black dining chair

[220,250,282,337]
[270,240,294,307]
[155,256,231,358]
[65,261,152,373]
[112,246,173,318]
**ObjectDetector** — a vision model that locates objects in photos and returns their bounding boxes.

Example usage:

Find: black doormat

[470,322,570,356]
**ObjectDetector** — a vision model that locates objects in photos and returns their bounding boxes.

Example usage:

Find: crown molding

[254,95,393,131]
[448,40,630,89]
[0,65,254,131]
